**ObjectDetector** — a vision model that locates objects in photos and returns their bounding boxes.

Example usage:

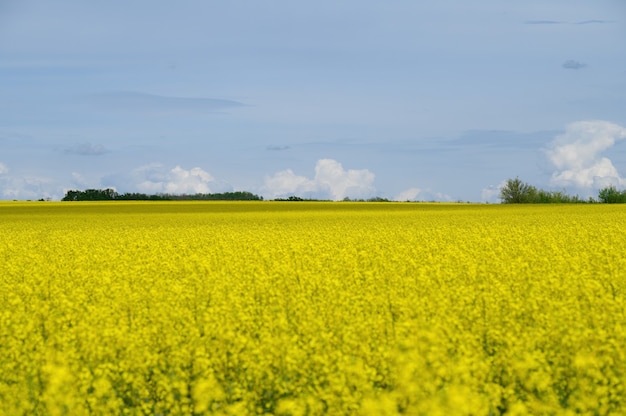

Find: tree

[598,186,626,203]
[62,188,263,201]
[499,178,537,204]
[62,188,117,201]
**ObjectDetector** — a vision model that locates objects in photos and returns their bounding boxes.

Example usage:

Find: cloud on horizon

[101,164,233,195]
[546,120,626,191]
[394,187,453,202]
[481,181,507,204]
[263,159,376,200]
[0,162,57,199]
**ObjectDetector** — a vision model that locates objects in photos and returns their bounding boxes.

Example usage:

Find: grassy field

[1,201,625,415]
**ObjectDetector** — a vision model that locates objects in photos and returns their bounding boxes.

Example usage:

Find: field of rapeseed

[1,201,625,415]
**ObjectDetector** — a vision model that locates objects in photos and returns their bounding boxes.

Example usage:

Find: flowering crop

[1,201,625,415]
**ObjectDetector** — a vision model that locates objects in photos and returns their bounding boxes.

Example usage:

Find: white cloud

[263,159,376,200]
[394,188,421,201]
[0,173,57,200]
[69,171,100,190]
[264,169,317,197]
[133,165,221,194]
[546,121,626,190]
[0,162,8,175]
[394,187,453,202]
[481,181,506,203]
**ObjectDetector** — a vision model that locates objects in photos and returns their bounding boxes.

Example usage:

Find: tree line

[59,182,626,203]
[273,196,391,202]
[500,178,626,204]
[62,189,263,201]
[61,189,395,202]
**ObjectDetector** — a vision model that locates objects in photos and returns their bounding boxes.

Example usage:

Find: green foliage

[500,179,589,204]
[342,196,391,202]
[533,189,587,204]
[274,196,306,201]
[273,195,390,201]
[62,188,120,201]
[165,191,263,201]
[598,186,626,203]
[499,178,626,204]
[62,189,263,201]
[499,178,538,203]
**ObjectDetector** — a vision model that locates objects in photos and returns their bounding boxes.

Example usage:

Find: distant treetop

[499,178,625,204]
[62,189,263,201]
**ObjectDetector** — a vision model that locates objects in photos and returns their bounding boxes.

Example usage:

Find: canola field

[1,201,625,415]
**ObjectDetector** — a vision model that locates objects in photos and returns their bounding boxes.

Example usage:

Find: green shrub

[598,186,626,203]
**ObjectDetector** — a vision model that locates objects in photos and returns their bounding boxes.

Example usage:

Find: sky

[1,0,625,202]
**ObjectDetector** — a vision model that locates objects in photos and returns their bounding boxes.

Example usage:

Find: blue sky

[1,0,625,201]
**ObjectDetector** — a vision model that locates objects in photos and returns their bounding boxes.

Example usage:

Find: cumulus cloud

[105,164,232,195]
[481,181,507,203]
[562,60,586,70]
[69,171,100,189]
[137,165,220,194]
[395,188,421,201]
[394,187,452,202]
[546,121,626,190]
[263,159,375,200]
[0,162,54,199]
[0,169,57,200]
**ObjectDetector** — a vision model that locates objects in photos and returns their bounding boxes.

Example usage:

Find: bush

[598,186,626,203]
[499,178,537,203]
[500,179,589,204]
[62,189,263,201]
